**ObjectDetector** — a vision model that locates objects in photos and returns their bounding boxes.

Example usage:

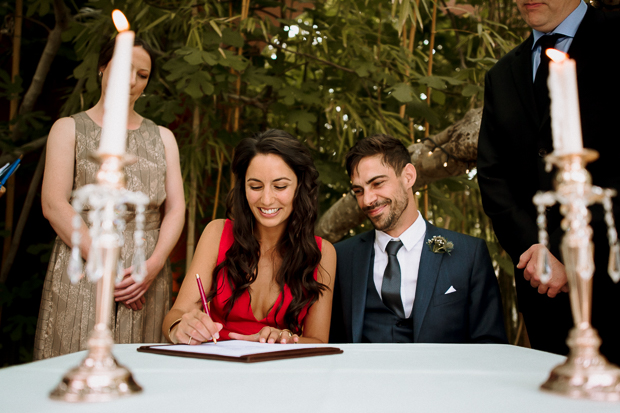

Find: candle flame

[546,48,567,63]
[112,10,130,32]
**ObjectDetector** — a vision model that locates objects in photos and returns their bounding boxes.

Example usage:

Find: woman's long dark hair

[210,129,326,334]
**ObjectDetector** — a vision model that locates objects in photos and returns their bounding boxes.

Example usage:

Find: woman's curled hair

[210,129,326,334]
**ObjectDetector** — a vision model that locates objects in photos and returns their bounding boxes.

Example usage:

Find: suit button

[538,148,548,157]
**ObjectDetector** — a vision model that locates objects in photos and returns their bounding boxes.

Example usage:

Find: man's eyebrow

[351,175,388,189]
[366,175,388,185]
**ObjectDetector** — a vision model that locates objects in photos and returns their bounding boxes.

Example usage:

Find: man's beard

[363,190,409,233]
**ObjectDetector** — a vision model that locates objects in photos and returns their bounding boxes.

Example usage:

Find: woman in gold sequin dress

[33,38,185,360]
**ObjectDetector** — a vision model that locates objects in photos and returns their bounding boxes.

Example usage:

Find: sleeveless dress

[211,219,322,339]
[33,111,172,360]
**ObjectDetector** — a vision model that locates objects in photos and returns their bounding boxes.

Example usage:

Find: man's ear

[401,163,417,188]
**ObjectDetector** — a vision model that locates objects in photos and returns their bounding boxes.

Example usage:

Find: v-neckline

[247,289,282,322]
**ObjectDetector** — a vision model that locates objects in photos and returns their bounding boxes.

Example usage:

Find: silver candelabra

[534,149,620,401]
[49,153,149,402]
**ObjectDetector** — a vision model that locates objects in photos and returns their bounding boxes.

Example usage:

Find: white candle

[547,49,583,155]
[99,10,134,155]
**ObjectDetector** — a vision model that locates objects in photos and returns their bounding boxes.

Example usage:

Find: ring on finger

[188,336,193,345]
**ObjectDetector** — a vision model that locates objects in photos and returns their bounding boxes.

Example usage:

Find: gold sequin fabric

[33,111,172,360]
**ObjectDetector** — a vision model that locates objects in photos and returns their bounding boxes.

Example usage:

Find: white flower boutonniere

[426,236,454,255]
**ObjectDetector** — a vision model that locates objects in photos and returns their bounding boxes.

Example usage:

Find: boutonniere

[426,236,454,255]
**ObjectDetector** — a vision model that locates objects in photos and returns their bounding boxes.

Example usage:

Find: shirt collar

[375,211,425,253]
[531,0,587,48]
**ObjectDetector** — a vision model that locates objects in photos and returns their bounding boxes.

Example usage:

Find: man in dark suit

[478,0,620,364]
[330,134,507,344]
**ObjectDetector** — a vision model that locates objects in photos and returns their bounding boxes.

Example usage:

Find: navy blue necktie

[381,240,405,319]
[533,34,564,112]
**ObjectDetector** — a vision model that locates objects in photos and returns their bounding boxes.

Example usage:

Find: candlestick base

[540,324,620,401]
[49,324,142,402]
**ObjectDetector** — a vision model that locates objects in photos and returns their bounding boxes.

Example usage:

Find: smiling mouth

[364,202,389,217]
[259,207,280,215]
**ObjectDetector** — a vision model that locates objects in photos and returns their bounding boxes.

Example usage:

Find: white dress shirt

[373,212,426,318]
[530,0,586,80]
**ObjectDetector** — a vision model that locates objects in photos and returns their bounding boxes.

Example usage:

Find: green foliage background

[0,0,529,366]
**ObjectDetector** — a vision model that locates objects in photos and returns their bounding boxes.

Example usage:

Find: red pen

[196,273,217,343]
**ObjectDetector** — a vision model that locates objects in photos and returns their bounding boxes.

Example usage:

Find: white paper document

[156,340,324,357]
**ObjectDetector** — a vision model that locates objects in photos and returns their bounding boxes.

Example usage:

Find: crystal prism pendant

[86,245,104,283]
[131,247,147,283]
[67,248,83,284]
[116,259,125,284]
[608,243,620,283]
[539,249,552,284]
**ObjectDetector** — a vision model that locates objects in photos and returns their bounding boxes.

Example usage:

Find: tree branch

[11,0,71,142]
[0,136,48,166]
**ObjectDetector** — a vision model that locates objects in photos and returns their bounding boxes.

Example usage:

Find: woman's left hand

[229,327,299,344]
[114,257,163,309]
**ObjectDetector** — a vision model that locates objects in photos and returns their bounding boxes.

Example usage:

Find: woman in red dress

[163,130,336,344]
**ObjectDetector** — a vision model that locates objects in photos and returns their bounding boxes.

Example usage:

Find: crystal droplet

[539,249,552,284]
[132,248,147,283]
[116,259,125,285]
[609,244,620,283]
[67,248,83,284]
[86,246,104,282]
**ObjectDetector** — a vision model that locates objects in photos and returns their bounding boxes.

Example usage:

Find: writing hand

[229,327,299,344]
[517,244,569,298]
[170,309,222,345]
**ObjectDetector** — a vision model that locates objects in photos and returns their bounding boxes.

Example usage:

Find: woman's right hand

[169,309,223,345]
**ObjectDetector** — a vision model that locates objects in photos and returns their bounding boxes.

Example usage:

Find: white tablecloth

[1,343,618,412]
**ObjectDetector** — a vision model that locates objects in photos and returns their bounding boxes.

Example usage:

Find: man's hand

[517,244,569,298]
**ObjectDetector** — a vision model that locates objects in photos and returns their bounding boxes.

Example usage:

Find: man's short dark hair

[345,134,411,178]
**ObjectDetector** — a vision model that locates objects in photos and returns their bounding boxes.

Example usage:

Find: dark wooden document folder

[137,343,343,363]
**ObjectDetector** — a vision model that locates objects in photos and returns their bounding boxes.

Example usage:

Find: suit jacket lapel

[510,36,541,126]
[412,221,444,341]
[350,230,375,343]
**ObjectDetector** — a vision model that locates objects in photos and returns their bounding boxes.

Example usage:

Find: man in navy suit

[330,134,507,344]
[477,0,620,364]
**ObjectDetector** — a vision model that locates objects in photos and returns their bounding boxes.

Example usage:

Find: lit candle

[547,49,583,155]
[99,10,135,155]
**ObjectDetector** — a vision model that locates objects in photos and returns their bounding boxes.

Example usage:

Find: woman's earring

[98,71,102,77]
[140,93,146,97]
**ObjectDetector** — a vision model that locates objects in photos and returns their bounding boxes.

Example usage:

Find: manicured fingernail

[214,333,220,339]
[260,338,265,343]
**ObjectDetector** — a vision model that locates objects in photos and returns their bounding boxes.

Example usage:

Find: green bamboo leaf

[462,84,483,98]
[140,13,170,33]
[389,83,414,103]
[222,28,244,48]
[431,90,445,105]
[209,20,223,37]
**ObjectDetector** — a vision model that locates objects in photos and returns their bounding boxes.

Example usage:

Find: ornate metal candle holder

[49,153,149,402]
[534,149,620,401]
